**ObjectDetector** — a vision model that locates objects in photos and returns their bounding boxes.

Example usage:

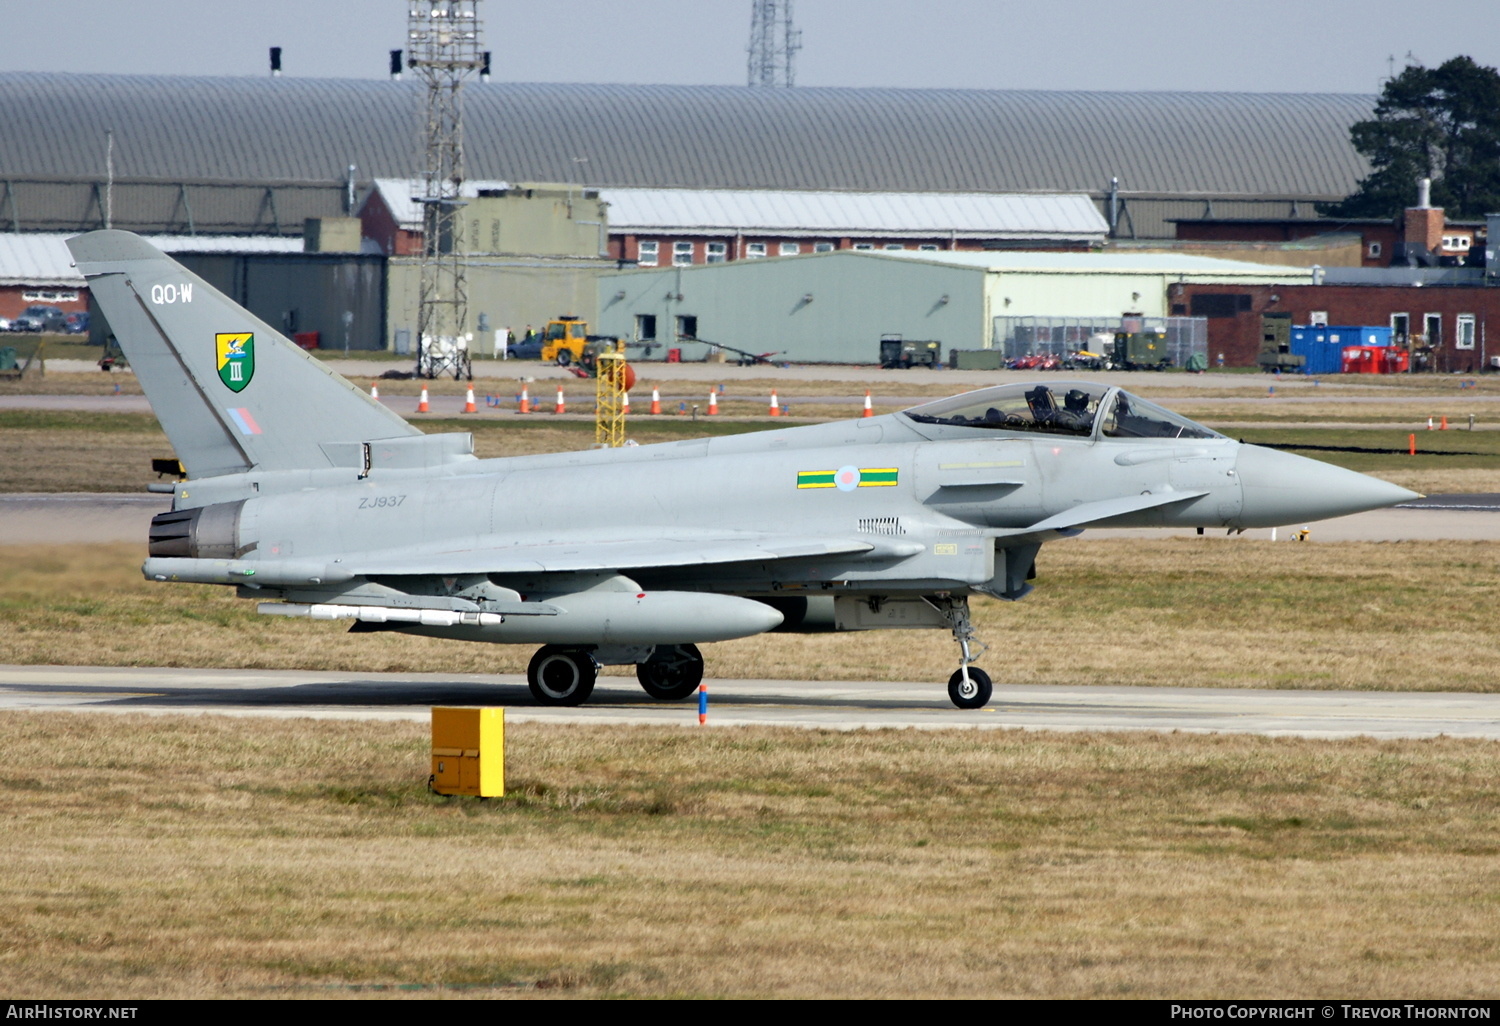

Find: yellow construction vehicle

[540,315,592,366]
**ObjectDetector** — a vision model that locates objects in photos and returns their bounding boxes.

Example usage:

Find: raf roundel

[835,465,862,492]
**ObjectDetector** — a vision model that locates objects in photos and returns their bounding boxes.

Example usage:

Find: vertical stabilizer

[66,230,419,478]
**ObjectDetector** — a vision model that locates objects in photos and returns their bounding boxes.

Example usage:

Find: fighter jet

[68,230,1417,709]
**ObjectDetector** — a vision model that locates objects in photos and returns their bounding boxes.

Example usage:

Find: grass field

[0,714,1495,998]
[4,538,1498,692]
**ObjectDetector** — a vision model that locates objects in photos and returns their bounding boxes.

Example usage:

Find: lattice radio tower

[747,0,801,87]
[407,1,484,378]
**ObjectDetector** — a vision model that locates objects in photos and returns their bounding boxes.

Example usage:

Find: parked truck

[1112,330,1172,371]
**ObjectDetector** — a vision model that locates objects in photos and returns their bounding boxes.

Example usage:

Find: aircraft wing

[993,489,1210,537]
[345,531,877,576]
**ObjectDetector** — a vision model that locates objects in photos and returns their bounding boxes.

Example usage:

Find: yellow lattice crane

[594,342,629,447]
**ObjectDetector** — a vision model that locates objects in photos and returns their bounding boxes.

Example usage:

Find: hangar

[1,73,1372,241]
[597,250,1313,364]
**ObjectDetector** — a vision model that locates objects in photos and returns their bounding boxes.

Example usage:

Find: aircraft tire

[527,645,597,706]
[635,643,704,700]
[947,667,993,710]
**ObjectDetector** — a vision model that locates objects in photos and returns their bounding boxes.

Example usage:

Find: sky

[4,0,1500,95]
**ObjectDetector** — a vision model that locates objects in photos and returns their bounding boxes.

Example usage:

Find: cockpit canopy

[901,382,1222,440]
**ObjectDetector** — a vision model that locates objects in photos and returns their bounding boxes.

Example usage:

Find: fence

[992,315,1208,366]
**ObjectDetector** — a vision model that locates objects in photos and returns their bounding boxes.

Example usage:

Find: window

[1391,313,1409,344]
[637,240,658,267]
[675,315,698,340]
[636,314,657,340]
[22,290,77,303]
[779,242,801,256]
[1309,311,1328,326]
[918,244,940,251]
[1425,313,1442,346]
[1188,293,1252,318]
[746,242,767,259]
[1457,314,1476,350]
[813,242,834,253]
[706,242,727,264]
[1367,241,1382,259]
[853,243,875,251]
[672,241,694,266]
[884,243,905,251]
[1442,235,1472,251]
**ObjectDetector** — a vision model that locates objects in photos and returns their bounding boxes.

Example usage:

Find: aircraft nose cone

[1235,444,1419,528]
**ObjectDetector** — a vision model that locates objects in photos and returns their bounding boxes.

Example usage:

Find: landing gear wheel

[635,643,704,700]
[527,645,597,706]
[947,667,993,710]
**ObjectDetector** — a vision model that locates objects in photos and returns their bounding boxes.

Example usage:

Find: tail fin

[67,230,419,478]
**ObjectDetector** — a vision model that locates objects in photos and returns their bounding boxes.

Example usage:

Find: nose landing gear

[935,596,992,709]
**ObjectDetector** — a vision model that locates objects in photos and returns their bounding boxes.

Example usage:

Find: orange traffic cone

[1427,417,1435,430]
[862,390,873,418]
[1441,415,1448,430]
[649,388,661,415]
[518,385,531,414]
[707,390,718,415]
[370,381,379,400]
[416,385,430,413]
[462,385,477,414]
[622,391,631,416]
[769,390,781,417]
[554,386,566,415]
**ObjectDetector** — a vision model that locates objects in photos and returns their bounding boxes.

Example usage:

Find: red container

[1341,346,1370,374]
[292,331,320,350]
[666,347,681,363]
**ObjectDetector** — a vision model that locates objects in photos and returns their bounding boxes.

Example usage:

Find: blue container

[1290,327,1342,374]
[1291,326,1392,374]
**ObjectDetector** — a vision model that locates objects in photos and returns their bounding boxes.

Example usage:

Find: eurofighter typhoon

[69,231,1416,709]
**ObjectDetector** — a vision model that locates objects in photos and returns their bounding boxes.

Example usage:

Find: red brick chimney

[1403,177,1444,254]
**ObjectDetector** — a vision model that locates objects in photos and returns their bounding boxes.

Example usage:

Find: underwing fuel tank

[1233,444,1420,528]
[267,589,785,646]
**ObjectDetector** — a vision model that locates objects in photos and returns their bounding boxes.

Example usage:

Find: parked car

[12,304,66,332]
[63,311,90,334]
[506,333,545,359]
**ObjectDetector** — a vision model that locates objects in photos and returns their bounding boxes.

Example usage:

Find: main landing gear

[635,643,704,700]
[526,645,596,706]
[525,643,707,706]
[936,596,992,710]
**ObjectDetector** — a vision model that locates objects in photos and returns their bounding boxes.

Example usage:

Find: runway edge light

[430,707,505,798]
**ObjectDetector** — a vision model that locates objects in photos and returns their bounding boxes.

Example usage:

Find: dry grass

[4,539,1498,692]
[0,426,172,492]
[1171,401,1500,425]
[1375,467,1500,494]
[0,372,143,396]
[0,714,1494,998]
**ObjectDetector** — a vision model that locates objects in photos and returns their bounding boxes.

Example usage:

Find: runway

[1,664,1496,739]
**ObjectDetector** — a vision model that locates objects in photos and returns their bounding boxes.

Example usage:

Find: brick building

[600,189,1108,265]
[1175,280,1500,372]
[0,234,87,323]
[1172,180,1487,270]
[1173,182,1500,372]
